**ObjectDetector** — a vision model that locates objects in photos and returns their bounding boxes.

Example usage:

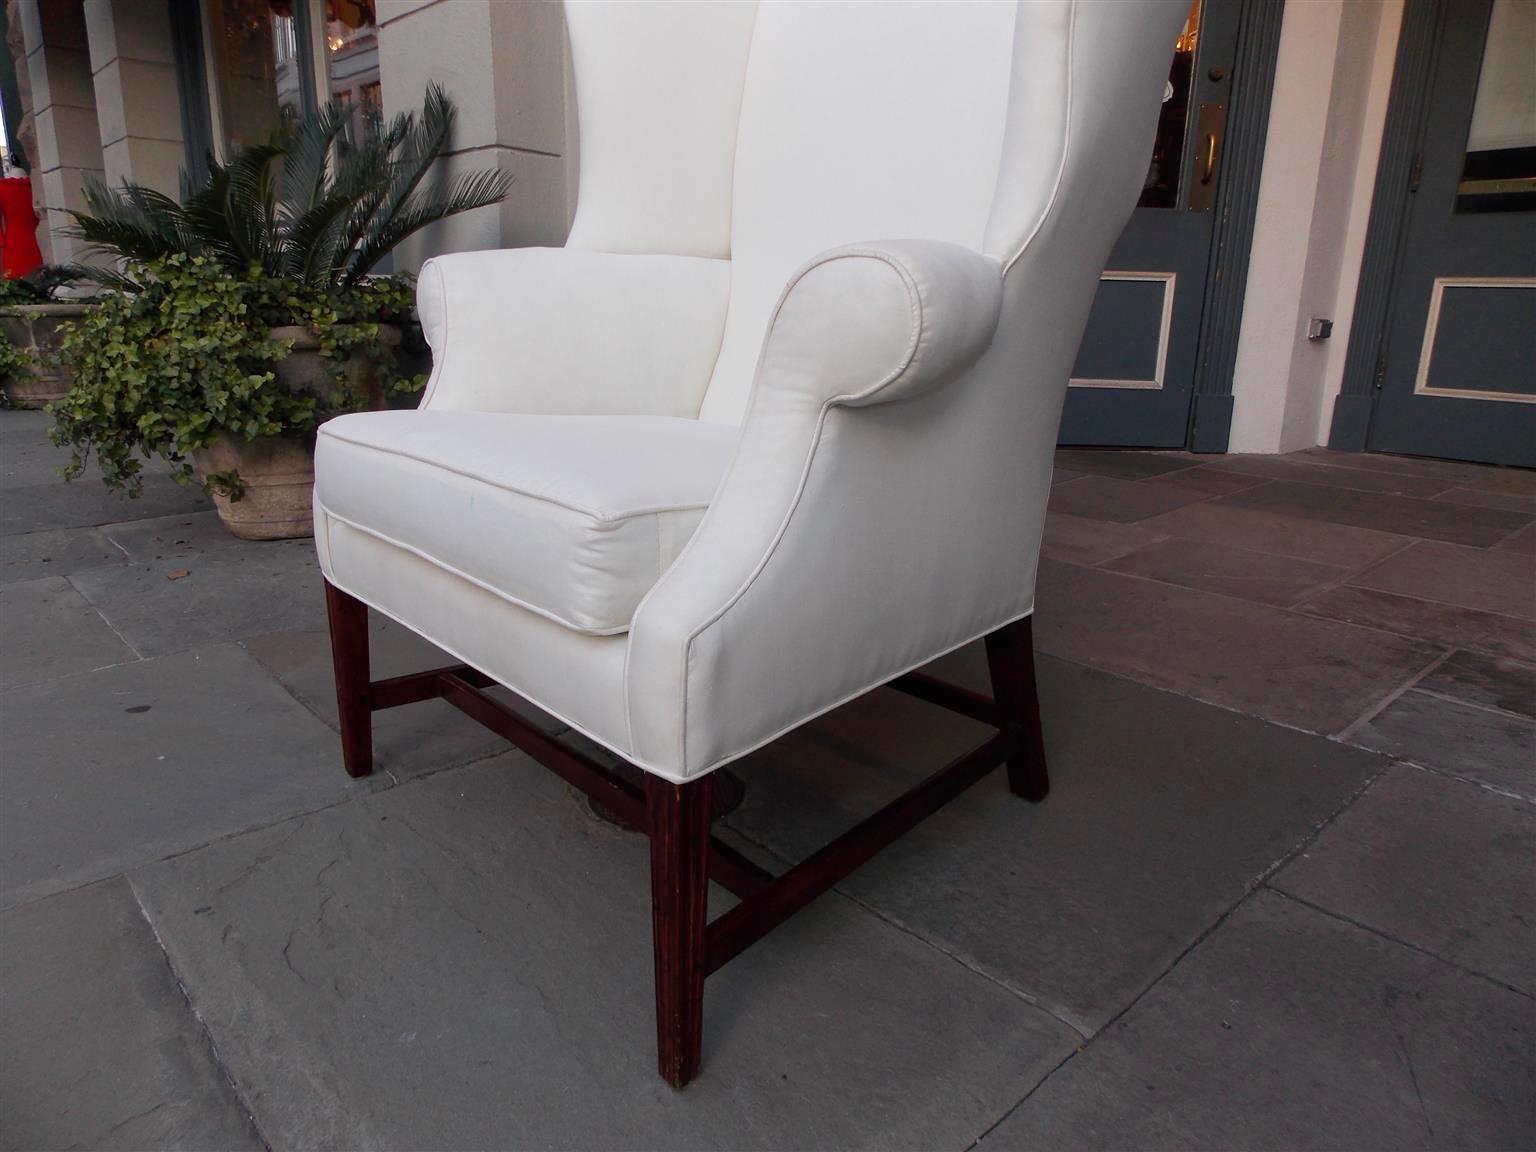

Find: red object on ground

[0,177,45,279]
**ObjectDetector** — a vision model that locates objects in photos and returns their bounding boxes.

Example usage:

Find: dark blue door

[1058,0,1242,447]
[1366,0,1536,467]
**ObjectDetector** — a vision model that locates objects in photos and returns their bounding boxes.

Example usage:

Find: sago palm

[69,83,510,291]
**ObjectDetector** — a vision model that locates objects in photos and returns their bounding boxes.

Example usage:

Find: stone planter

[194,434,316,541]
[194,323,401,541]
[268,323,401,409]
[0,303,92,408]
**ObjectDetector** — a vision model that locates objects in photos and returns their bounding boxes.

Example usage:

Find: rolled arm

[416,247,731,415]
[625,240,1004,779]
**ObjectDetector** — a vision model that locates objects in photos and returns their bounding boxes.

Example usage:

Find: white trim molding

[1412,276,1536,404]
[1068,270,1176,390]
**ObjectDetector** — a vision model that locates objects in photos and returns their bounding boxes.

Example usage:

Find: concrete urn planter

[0,303,93,408]
[193,324,401,541]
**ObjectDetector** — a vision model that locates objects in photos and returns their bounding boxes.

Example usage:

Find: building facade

[2,0,1531,463]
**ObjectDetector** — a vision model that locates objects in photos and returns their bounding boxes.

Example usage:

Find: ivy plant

[49,254,423,496]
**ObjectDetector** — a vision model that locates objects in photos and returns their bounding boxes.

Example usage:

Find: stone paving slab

[1032,559,1441,735]
[1298,584,1536,664]
[132,753,1076,1151]
[1136,502,1411,569]
[0,523,124,585]
[241,615,559,778]
[978,891,1535,1151]
[1418,650,1536,720]
[0,643,375,908]
[1218,481,1531,548]
[0,574,137,689]
[1103,537,1348,607]
[1495,522,1536,554]
[1048,475,1213,524]
[102,510,255,565]
[1040,512,1169,567]
[0,473,211,536]
[0,877,263,1152]
[1349,540,1536,621]
[725,655,1387,1034]
[0,411,76,490]
[68,542,328,657]
[1273,766,1536,992]
[1205,454,1458,499]
[1349,691,1535,801]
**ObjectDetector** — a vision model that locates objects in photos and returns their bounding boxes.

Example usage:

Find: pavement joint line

[963,749,1398,1149]
[718,813,1095,1040]
[63,570,145,660]
[1406,683,1536,726]
[1263,885,1535,1002]
[1334,648,1455,742]
[125,874,273,1152]
[1363,754,1536,808]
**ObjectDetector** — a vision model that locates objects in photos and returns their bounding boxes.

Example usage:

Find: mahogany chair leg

[647,773,714,1089]
[324,581,374,779]
[985,615,1050,801]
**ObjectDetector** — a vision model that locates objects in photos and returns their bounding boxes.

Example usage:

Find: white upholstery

[314,0,1187,781]
[316,412,736,634]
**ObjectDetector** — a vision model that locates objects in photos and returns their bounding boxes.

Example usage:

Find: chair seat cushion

[314,411,738,634]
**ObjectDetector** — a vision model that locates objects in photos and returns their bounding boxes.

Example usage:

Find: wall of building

[1227,0,1402,453]
[18,0,102,262]
[375,0,577,271]
[83,0,183,196]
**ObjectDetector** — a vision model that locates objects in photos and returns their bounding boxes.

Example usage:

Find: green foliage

[68,84,511,291]
[48,254,424,496]
[0,328,33,382]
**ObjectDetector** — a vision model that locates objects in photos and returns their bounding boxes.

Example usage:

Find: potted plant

[48,85,510,539]
[0,266,92,409]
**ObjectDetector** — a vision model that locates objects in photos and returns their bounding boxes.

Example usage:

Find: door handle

[1189,103,1226,211]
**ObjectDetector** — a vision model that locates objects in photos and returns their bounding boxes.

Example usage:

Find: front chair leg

[647,773,714,1089]
[324,581,374,778]
[985,616,1050,802]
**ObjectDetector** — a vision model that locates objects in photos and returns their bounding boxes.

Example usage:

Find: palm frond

[344,166,514,286]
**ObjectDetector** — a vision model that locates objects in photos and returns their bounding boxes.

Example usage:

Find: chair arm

[745,240,1003,410]
[415,247,731,416]
[625,240,1005,779]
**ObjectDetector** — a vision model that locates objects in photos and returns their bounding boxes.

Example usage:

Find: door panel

[1058,0,1241,447]
[1367,0,1536,467]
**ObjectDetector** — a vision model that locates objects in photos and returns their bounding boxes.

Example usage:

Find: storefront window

[199,0,380,157]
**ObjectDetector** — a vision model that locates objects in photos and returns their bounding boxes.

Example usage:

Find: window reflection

[204,0,381,157]
[1457,0,1536,213]
[1140,0,1202,209]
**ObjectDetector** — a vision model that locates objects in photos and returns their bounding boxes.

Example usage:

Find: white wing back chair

[315,0,1185,1087]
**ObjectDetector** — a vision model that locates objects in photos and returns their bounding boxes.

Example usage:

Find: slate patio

[1,407,1532,1150]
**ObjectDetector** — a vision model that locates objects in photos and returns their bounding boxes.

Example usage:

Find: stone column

[83,0,184,196]
[17,0,104,263]
[375,0,578,269]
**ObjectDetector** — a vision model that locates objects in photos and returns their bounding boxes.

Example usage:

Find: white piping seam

[317,565,642,768]
[317,425,719,523]
[317,501,638,637]
[329,511,1035,784]
[623,246,928,769]
[1001,0,1076,277]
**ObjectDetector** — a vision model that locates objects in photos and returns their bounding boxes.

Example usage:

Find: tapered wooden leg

[985,616,1049,801]
[647,773,713,1089]
[324,581,373,778]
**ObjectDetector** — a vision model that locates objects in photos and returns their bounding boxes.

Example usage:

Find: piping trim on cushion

[317,501,639,637]
[328,524,1033,784]
[317,424,718,524]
